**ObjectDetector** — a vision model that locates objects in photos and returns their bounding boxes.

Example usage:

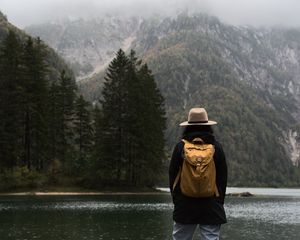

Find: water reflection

[0,201,173,212]
[226,197,300,224]
[0,194,299,240]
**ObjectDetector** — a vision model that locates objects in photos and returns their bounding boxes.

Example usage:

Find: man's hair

[182,125,214,137]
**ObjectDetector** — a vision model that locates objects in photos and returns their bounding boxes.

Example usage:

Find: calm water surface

[0,189,299,240]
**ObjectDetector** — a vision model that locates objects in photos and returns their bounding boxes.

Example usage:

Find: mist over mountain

[3,0,300,28]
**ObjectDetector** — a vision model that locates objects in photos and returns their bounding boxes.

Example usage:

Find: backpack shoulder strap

[172,166,181,192]
[172,140,186,192]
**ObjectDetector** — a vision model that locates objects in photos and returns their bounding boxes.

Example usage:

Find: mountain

[0,12,73,81]
[25,13,300,187]
[25,17,140,79]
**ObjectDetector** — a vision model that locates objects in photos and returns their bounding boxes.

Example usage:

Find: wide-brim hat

[179,107,217,126]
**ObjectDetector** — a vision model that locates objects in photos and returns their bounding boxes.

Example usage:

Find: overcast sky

[1,0,300,28]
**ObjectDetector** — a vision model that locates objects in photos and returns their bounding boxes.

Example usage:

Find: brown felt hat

[179,107,217,126]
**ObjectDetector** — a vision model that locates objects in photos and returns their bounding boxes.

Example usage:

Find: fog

[1,0,300,28]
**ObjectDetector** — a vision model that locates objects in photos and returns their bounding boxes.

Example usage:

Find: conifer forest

[0,31,166,191]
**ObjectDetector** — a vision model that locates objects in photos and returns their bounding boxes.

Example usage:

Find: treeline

[0,31,166,191]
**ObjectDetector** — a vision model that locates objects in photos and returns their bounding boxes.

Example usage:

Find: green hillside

[145,41,295,186]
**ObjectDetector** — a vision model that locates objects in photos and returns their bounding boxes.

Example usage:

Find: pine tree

[0,30,24,169]
[126,50,166,186]
[99,49,130,184]
[48,81,61,167]
[22,37,49,171]
[123,50,140,185]
[56,70,77,174]
[96,49,166,187]
[74,95,93,173]
[135,63,166,186]
[91,105,111,186]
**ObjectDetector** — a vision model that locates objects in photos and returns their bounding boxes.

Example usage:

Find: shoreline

[0,190,169,196]
[1,187,300,197]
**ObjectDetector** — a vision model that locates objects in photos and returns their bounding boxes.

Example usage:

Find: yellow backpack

[173,137,219,198]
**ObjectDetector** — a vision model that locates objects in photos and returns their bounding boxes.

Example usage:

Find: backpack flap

[183,140,214,168]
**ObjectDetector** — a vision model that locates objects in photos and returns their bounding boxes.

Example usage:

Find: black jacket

[169,131,227,224]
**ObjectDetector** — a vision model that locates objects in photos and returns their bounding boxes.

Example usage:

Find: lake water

[0,188,299,240]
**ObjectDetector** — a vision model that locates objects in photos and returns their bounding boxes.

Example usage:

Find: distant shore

[1,187,299,197]
[0,187,169,196]
[0,191,168,196]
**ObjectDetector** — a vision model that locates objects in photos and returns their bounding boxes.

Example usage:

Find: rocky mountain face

[133,14,300,164]
[25,17,140,79]
[24,13,300,186]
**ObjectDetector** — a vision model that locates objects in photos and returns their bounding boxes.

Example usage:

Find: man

[169,107,227,240]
